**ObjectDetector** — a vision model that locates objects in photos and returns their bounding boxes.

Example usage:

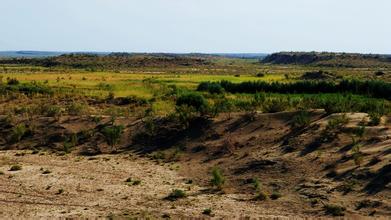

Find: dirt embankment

[0,111,390,218]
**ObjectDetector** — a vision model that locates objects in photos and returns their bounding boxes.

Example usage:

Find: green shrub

[368,112,382,126]
[254,191,268,201]
[102,124,124,148]
[7,78,19,85]
[202,208,212,216]
[211,167,225,190]
[10,124,27,143]
[352,144,363,166]
[44,105,62,117]
[292,111,311,128]
[66,102,88,116]
[173,105,197,129]
[211,98,233,117]
[252,178,268,200]
[270,191,282,200]
[263,98,288,113]
[165,189,186,201]
[326,115,349,130]
[197,82,224,94]
[176,92,208,114]
[324,204,346,216]
[9,164,22,171]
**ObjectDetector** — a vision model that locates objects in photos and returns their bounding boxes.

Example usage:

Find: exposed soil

[0,111,390,219]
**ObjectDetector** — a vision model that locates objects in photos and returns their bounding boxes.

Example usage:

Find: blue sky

[1,0,390,53]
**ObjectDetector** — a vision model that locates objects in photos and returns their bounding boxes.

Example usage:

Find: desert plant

[165,189,186,201]
[270,191,282,200]
[10,123,27,143]
[7,78,19,85]
[352,144,363,166]
[368,112,382,126]
[176,92,208,115]
[63,133,78,154]
[324,204,346,216]
[211,167,225,190]
[66,102,88,116]
[252,178,268,200]
[9,164,22,171]
[202,208,212,216]
[263,98,289,113]
[173,105,197,129]
[44,105,62,117]
[292,111,311,128]
[102,124,124,149]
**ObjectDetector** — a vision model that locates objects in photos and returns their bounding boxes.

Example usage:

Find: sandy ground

[0,150,306,219]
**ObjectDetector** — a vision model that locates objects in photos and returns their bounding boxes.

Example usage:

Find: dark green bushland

[198,80,391,100]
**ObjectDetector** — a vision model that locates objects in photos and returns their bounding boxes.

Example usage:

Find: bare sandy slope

[1,150,306,219]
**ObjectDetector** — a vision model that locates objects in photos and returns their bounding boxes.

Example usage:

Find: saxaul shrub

[253,178,268,200]
[292,111,311,129]
[176,92,209,115]
[211,167,225,190]
[101,124,124,149]
[9,123,27,143]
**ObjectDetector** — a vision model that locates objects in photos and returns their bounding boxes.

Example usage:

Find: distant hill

[212,53,268,59]
[262,52,391,67]
[0,51,66,58]
[0,53,212,69]
[0,51,268,59]
[0,51,111,58]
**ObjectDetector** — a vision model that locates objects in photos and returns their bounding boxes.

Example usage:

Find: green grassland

[0,54,390,117]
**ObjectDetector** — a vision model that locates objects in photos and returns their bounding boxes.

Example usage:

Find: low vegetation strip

[198,80,391,100]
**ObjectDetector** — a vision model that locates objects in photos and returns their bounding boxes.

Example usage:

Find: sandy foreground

[0,150,310,219]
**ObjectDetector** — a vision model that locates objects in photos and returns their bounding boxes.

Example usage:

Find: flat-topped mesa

[262,52,391,67]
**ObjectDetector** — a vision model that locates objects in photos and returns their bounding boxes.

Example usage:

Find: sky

[0,0,390,54]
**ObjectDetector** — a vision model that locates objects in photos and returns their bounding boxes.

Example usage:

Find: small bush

[326,115,349,130]
[7,78,19,85]
[197,82,224,94]
[66,102,88,116]
[263,98,289,113]
[44,105,62,117]
[9,164,22,171]
[10,124,27,143]
[165,189,186,201]
[42,169,51,174]
[270,191,282,200]
[368,112,382,126]
[56,188,64,195]
[324,204,346,216]
[101,124,124,148]
[352,145,363,166]
[202,208,212,216]
[176,92,208,114]
[292,111,311,128]
[254,191,268,201]
[211,167,225,190]
[173,105,197,128]
[252,178,268,200]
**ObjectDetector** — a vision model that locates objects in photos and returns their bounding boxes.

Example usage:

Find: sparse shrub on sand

[324,204,346,216]
[9,164,22,171]
[211,167,225,190]
[102,124,124,149]
[165,189,186,201]
[252,178,268,201]
[292,111,311,128]
[9,123,27,143]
